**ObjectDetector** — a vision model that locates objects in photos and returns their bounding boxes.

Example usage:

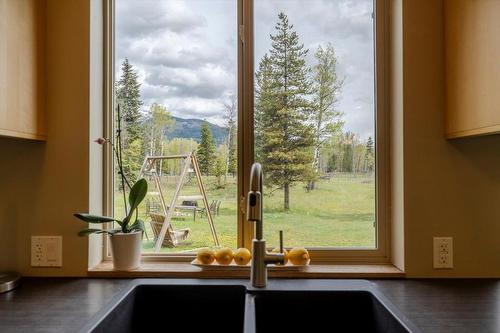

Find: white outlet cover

[433,237,453,269]
[31,236,62,267]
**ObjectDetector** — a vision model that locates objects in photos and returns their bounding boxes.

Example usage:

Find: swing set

[138,153,221,253]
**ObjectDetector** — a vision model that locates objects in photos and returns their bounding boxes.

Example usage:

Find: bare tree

[223,94,237,182]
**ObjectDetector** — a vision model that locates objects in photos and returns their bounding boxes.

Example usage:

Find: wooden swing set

[138,153,220,253]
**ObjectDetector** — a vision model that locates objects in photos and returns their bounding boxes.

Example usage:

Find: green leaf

[124,179,148,225]
[128,219,145,233]
[128,178,148,213]
[78,228,114,236]
[74,213,120,224]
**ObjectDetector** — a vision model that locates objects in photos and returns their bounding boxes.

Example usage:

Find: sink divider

[243,293,257,333]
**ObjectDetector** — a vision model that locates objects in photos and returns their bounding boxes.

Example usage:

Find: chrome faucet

[247,163,285,288]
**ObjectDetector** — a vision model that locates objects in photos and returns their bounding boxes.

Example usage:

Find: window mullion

[238,0,255,250]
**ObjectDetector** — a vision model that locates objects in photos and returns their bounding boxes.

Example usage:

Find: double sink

[80,279,420,333]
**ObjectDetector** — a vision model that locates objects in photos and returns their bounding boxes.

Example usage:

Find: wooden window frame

[103,0,390,264]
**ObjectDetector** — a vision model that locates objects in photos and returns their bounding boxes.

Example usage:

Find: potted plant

[74,178,147,270]
[74,105,147,271]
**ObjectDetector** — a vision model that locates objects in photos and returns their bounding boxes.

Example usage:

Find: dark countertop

[0,278,498,333]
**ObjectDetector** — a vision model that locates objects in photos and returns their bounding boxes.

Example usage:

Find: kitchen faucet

[247,163,285,288]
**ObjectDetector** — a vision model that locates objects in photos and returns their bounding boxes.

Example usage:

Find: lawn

[114,173,376,253]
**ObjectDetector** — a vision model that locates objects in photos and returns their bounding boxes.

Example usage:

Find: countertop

[0,278,499,333]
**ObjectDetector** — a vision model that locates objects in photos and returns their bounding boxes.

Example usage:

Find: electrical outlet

[31,236,62,267]
[433,237,453,269]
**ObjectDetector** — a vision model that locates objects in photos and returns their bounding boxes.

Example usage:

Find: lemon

[215,247,234,265]
[288,247,310,266]
[233,248,252,265]
[271,248,288,265]
[197,248,215,265]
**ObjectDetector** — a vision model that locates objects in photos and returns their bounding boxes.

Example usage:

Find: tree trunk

[308,145,321,190]
[224,130,231,184]
[284,183,290,211]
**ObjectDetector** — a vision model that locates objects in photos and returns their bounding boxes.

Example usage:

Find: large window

[108,0,387,261]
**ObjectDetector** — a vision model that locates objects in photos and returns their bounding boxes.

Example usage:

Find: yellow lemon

[271,248,289,265]
[288,247,310,266]
[233,248,252,265]
[197,248,215,265]
[215,247,234,265]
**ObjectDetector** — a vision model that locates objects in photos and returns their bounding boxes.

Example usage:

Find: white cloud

[116,0,374,139]
[116,0,206,37]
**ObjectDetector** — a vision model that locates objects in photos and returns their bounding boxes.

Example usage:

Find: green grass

[114,173,375,253]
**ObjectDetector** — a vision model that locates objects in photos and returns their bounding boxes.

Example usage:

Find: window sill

[88,261,404,278]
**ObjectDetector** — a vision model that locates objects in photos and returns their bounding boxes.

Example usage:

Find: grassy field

[115,173,375,253]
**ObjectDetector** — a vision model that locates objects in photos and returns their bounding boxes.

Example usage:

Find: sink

[249,290,411,333]
[89,284,247,333]
[82,280,418,333]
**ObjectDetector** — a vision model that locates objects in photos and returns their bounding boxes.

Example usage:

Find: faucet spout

[247,163,263,240]
[248,163,285,288]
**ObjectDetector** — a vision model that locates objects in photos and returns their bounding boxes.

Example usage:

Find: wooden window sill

[88,261,404,278]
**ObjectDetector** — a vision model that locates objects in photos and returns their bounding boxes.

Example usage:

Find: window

[106,0,388,262]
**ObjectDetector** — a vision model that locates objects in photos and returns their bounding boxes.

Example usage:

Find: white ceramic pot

[110,231,142,271]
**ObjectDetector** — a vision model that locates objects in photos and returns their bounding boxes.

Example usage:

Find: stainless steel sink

[80,280,419,333]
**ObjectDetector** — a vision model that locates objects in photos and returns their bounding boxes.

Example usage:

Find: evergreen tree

[327,150,338,173]
[256,12,314,210]
[115,58,144,181]
[254,54,274,164]
[325,134,342,172]
[116,58,143,144]
[197,121,216,175]
[214,154,226,187]
[309,43,344,190]
[365,136,374,172]
[341,132,355,173]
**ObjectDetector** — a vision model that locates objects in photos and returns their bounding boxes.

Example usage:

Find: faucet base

[251,239,286,288]
[251,240,267,288]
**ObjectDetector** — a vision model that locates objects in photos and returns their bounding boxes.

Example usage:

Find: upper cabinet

[445,0,500,139]
[0,0,46,141]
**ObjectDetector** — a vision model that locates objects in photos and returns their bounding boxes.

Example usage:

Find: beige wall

[1,0,500,277]
[390,0,404,271]
[0,0,91,276]
[402,0,500,277]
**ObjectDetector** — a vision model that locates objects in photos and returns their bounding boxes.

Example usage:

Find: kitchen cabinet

[0,0,46,141]
[445,0,500,138]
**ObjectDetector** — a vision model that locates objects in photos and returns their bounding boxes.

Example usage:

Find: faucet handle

[279,230,284,253]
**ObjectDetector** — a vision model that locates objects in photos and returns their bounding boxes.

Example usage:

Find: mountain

[166,116,227,144]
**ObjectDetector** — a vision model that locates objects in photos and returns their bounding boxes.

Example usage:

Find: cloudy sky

[116,0,374,139]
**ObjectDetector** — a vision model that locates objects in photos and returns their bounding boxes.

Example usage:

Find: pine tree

[365,136,374,172]
[327,150,337,172]
[309,43,344,190]
[197,121,216,175]
[254,54,274,164]
[256,12,314,210]
[116,58,144,181]
[214,154,226,187]
[116,58,143,144]
[341,132,355,173]
[325,134,342,172]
